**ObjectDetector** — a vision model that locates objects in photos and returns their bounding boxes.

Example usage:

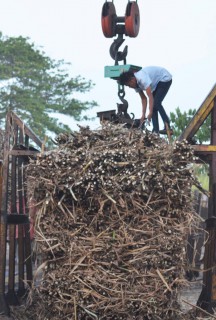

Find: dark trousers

[152,79,172,133]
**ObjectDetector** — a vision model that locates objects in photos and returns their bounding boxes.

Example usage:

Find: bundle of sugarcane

[25,124,203,320]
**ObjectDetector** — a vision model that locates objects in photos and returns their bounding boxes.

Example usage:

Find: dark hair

[118,71,135,85]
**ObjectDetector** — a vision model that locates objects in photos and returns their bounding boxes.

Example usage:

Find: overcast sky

[1,0,216,130]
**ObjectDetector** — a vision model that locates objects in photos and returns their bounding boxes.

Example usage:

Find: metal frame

[178,83,216,313]
[0,111,43,315]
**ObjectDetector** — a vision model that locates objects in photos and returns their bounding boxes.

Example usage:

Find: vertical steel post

[0,113,11,315]
[7,124,19,305]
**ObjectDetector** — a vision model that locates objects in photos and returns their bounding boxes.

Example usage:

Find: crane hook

[109,34,128,65]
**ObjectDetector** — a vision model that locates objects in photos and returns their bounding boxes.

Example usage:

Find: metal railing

[0,111,43,315]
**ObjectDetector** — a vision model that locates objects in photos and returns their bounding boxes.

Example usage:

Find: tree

[0,33,97,141]
[170,107,211,143]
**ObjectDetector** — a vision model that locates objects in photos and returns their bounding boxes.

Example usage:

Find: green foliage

[0,32,98,141]
[170,107,211,143]
[196,173,209,191]
[192,164,209,191]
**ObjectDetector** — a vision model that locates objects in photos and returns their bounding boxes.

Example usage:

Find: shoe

[159,127,173,135]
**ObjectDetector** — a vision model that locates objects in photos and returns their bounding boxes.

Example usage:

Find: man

[118,66,172,134]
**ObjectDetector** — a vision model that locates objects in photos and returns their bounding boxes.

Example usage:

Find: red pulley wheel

[101,2,116,38]
[125,1,140,37]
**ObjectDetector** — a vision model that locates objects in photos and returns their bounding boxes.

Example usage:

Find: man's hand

[147,112,152,122]
[139,91,147,122]
[145,87,154,122]
[140,114,146,125]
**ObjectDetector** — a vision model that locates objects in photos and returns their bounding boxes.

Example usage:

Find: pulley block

[102,1,140,38]
[101,1,116,38]
[125,1,140,37]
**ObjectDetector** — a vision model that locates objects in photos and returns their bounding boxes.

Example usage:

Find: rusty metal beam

[193,145,216,152]
[179,84,216,141]
[193,145,216,160]
[9,150,39,157]
[7,123,19,305]
[9,111,43,148]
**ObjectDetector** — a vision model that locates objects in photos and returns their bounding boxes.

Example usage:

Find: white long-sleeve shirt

[134,66,172,92]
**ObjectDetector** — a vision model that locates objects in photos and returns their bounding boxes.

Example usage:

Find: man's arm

[145,86,154,121]
[139,91,147,123]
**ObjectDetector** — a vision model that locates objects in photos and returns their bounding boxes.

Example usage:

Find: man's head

[118,71,137,88]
